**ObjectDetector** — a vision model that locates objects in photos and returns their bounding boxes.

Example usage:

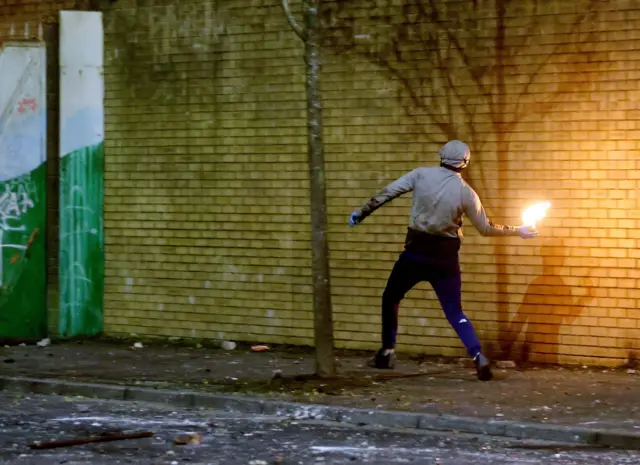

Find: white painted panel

[59,11,104,157]
[0,43,46,181]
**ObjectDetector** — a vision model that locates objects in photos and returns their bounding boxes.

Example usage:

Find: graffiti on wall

[0,43,47,339]
[0,175,38,284]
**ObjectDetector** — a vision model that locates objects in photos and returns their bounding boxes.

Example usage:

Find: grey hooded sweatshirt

[356,142,519,256]
[358,166,518,239]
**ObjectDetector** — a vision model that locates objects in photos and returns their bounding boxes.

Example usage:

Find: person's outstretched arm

[350,169,419,226]
[463,185,537,238]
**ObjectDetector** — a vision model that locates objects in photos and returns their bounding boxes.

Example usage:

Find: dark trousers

[382,250,482,358]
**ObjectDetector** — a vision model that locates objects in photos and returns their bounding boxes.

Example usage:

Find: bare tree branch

[511,0,602,125]
[427,0,491,97]
[433,48,456,137]
[377,56,453,142]
[282,0,307,41]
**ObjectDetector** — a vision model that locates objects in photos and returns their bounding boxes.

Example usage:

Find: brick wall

[102,0,640,366]
[0,0,93,335]
[7,0,640,366]
[102,0,314,345]
[316,0,640,366]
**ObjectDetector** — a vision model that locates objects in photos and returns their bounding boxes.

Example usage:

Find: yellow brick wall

[97,0,640,366]
[102,0,314,345]
[322,0,640,366]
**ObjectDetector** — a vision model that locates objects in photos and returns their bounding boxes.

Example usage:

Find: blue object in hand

[349,211,360,227]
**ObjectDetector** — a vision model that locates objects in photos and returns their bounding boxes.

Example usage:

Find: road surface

[0,392,638,464]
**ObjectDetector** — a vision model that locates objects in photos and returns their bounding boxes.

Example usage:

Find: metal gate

[0,42,47,340]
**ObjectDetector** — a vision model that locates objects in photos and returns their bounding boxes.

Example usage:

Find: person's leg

[374,252,423,368]
[381,252,423,349]
[430,265,492,380]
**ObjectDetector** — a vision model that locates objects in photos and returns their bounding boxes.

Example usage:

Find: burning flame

[522,202,551,229]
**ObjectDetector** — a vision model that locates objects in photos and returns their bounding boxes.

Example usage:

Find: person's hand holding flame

[519,201,551,239]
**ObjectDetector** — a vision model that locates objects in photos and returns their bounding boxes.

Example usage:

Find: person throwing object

[349,140,538,381]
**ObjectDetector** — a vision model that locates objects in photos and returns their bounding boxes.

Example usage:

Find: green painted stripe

[59,141,104,337]
[0,162,47,340]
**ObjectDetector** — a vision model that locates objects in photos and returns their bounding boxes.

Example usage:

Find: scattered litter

[30,431,153,450]
[3,358,15,364]
[36,338,51,348]
[18,343,26,347]
[495,360,516,369]
[249,460,267,465]
[627,369,637,374]
[251,345,270,352]
[221,341,236,350]
[133,342,144,349]
[173,432,201,446]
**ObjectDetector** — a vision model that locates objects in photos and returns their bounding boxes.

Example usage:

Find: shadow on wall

[498,239,595,364]
[319,0,605,187]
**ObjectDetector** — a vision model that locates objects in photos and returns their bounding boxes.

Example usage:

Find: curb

[1,376,639,449]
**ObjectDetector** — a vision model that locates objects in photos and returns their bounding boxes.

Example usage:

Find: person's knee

[382,288,402,308]
[445,309,467,326]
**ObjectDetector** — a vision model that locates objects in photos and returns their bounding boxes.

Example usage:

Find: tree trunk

[282,0,335,377]
[494,0,510,358]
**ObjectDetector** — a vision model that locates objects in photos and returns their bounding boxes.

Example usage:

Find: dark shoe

[474,353,493,381]
[368,349,396,369]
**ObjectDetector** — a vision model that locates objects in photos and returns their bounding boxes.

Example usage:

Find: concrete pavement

[2,339,640,449]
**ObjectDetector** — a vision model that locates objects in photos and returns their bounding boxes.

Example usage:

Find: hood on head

[440,140,470,170]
